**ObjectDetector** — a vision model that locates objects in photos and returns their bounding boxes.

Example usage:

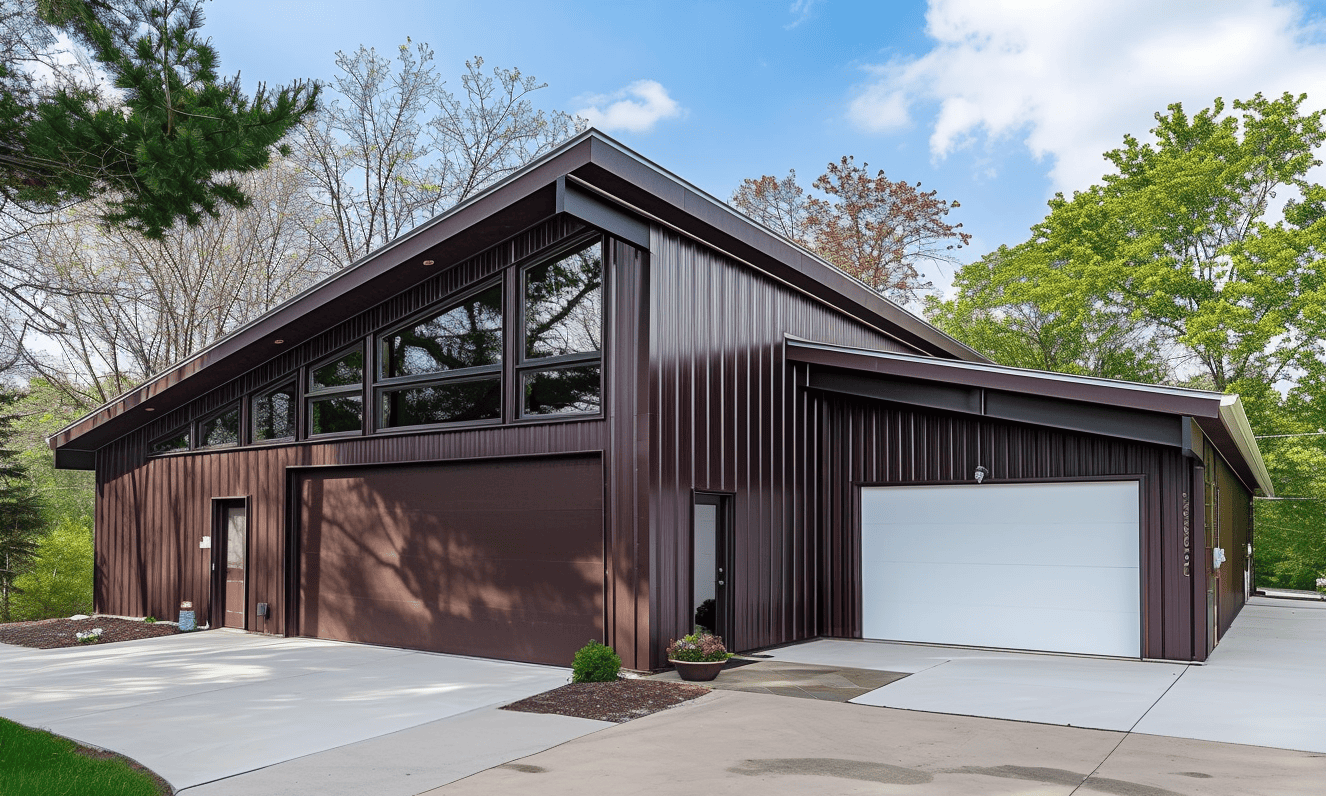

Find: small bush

[143,616,156,624]
[571,640,621,683]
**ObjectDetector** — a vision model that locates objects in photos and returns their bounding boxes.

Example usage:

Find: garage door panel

[300,456,604,666]
[865,482,1140,527]
[864,598,1140,658]
[864,562,1140,616]
[862,481,1141,658]
[861,521,1139,568]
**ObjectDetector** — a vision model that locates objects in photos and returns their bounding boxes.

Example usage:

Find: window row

[150,239,604,455]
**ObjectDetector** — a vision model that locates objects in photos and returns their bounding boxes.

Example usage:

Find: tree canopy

[732,157,969,305]
[0,0,318,237]
[931,91,1326,590]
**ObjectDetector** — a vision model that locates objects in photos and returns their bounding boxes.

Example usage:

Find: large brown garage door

[298,455,603,665]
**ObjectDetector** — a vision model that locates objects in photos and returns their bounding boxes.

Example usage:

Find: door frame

[210,496,249,630]
[691,491,734,642]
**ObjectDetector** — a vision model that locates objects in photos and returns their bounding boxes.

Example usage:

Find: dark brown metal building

[50,131,1272,669]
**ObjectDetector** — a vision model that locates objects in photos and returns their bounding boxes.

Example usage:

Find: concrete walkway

[433,689,1326,796]
[761,596,1326,752]
[0,631,608,793]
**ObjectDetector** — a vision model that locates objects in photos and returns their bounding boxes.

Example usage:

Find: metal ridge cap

[786,337,1228,402]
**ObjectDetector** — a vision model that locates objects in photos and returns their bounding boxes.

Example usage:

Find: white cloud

[575,80,684,134]
[850,0,1326,193]
[786,0,825,29]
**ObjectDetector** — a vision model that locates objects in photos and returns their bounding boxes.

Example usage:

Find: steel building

[50,131,1271,669]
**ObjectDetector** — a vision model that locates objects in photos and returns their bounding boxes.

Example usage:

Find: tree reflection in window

[199,406,240,447]
[252,383,296,442]
[382,285,502,378]
[524,243,602,359]
[382,378,501,427]
[150,429,189,455]
[311,350,363,390]
[522,365,601,416]
[309,395,363,435]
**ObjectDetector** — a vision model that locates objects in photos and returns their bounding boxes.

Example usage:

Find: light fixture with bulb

[974,465,988,484]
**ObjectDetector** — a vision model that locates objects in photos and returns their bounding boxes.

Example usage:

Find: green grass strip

[0,717,165,796]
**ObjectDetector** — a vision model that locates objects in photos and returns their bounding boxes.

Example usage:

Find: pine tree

[0,0,319,238]
[0,391,45,622]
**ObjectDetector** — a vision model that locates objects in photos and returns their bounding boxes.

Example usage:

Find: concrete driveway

[763,596,1326,753]
[0,630,608,793]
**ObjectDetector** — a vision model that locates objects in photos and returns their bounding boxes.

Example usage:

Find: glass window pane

[150,430,189,455]
[522,365,601,416]
[525,243,602,359]
[199,407,240,447]
[311,350,364,392]
[382,378,501,428]
[382,285,503,379]
[309,395,363,435]
[252,383,296,441]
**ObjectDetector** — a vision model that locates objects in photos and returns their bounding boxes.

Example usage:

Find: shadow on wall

[298,455,605,666]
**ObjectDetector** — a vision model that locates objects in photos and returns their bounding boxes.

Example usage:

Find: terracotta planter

[670,659,726,682]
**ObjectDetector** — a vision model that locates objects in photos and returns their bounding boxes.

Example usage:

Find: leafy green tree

[0,391,44,621]
[933,92,1326,588]
[2,0,318,237]
[933,92,1326,396]
[11,515,92,619]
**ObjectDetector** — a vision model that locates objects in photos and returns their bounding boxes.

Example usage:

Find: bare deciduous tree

[731,157,970,305]
[294,44,583,265]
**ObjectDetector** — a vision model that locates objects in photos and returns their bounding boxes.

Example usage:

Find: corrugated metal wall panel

[647,227,912,664]
[813,392,1206,661]
[93,216,655,669]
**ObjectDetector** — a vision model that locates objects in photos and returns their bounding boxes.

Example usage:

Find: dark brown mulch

[0,616,181,650]
[502,679,710,723]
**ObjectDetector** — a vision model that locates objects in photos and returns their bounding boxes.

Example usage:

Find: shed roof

[49,130,985,465]
[788,338,1274,497]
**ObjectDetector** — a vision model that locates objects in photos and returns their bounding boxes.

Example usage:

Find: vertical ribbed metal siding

[93,218,655,669]
[812,391,1209,661]
[647,227,912,664]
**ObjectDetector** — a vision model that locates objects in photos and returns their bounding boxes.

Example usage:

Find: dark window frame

[515,236,605,421]
[195,402,242,450]
[305,344,366,438]
[373,278,505,432]
[147,425,192,456]
[250,377,299,445]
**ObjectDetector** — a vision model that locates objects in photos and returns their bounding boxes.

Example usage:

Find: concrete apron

[432,689,1326,796]
[755,596,1326,753]
[0,631,608,792]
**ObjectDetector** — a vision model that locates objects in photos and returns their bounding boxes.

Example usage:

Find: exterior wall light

[974,466,989,484]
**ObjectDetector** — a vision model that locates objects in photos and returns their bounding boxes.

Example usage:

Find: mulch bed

[0,616,181,650]
[502,679,711,723]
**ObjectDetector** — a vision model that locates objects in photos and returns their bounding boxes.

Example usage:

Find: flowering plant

[665,629,731,663]
[1316,574,1325,594]
[75,628,104,644]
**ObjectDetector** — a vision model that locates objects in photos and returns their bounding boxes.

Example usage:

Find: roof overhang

[788,338,1275,497]
[49,130,985,466]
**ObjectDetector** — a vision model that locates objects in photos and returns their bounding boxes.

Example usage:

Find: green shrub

[571,640,621,683]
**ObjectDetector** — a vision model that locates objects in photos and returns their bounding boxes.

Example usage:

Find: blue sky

[203,0,1326,295]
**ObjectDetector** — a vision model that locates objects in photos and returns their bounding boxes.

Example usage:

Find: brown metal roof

[49,130,985,460]
[787,338,1275,497]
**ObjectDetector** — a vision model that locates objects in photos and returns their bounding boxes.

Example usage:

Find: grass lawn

[0,717,167,796]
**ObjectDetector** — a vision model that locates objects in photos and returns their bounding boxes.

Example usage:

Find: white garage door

[861,481,1140,658]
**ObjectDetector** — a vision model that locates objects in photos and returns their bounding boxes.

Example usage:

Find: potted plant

[666,629,732,681]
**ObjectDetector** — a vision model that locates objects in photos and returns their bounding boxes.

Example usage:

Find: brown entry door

[215,500,247,630]
[298,456,604,666]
